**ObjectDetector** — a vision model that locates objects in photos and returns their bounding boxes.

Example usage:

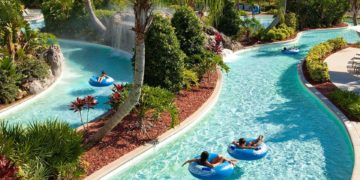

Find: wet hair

[200,151,209,165]
[238,138,246,145]
[101,71,106,74]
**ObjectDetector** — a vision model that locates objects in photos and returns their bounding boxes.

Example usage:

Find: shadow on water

[254,63,352,179]
[228,165,245,179]
[70,89,97,97]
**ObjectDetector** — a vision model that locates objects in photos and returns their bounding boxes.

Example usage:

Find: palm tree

[85,0,223,144]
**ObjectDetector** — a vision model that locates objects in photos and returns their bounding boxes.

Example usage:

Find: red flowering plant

[0,155,18,179]
[70,96,97,131]
[107,83,130,112]
[207,32,223,54]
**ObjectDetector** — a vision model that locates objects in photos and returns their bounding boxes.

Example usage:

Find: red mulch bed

[302,61,359,122]
[82,71,218,175]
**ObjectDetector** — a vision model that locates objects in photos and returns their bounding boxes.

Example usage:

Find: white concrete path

[325,47,360,92]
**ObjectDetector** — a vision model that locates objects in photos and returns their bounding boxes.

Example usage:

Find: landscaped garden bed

[302,38,360,122]
[82,71,218,175]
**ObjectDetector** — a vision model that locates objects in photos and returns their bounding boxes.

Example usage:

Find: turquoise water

[109,28,358,179]
[0,40,132,127]
[28,19,45,29]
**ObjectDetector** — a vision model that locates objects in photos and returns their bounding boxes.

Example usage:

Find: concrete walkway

[323,47,360,179]
[325,47,360,93]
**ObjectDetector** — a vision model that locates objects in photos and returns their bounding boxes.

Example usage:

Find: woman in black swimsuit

[182,151,237,168]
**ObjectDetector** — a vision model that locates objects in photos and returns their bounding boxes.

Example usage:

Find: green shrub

[216,0,241,36]
[41,0,86,33]
[329,89,360,120]
[285,12,297,29]
[172,6,205,56]
[0,57,20,104]
[137,86,179,128]
[187,51,229,79]
[0,120,84,179]
[182,69,199,90]
[306,61,330,82]
[237,17,264,41]
[16,58,49,83]
[328,37,347,51]
[305,37,347,82]
[145,14,185,92]
[261,24,294,41]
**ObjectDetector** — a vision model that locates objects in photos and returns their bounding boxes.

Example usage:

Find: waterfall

[111,13,135,53]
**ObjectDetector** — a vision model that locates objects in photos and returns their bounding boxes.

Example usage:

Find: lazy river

[0,39,133,128]
[104,28,358,179]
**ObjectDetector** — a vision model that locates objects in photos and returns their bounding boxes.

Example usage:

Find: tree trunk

[352,0,359,26]
[353,12,358,26]
[84,0,107,33]
[89,0,152,144]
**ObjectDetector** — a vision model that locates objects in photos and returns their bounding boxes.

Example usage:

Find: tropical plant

[0,57,20,104]
[187,51,229,79]
[0,155,18,179]
[182,69,199,90]
[107,83,130,111]
[70,96,98,131]
[216,0,241,36]
[84,0,224,144]
[0,120,84,179]
[207,32,223,54]
[135,86,179,132]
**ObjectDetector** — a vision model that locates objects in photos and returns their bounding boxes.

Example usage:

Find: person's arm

[182,159,196,166]
[205,161,215,168]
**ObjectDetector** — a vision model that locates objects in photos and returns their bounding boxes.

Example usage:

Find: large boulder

[45,45,64,78]
[23,45,64,94]
[220,33,243,51]
[204,26,243,52]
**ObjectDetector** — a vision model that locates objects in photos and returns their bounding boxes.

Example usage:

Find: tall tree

[350,0,360,26]
[85,0,223,144]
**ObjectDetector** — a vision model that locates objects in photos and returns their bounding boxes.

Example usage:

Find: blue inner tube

[227,139,268,160]
[188,153,234,179]
[89,75,114,87]
[282,48,300,54]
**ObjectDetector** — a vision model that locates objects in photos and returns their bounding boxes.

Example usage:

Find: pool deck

[298,60,360,180]
[325,47,360,93]
[85,69,223,179]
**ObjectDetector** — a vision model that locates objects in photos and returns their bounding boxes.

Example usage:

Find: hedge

[329,89,360,121]
[305,37,347,82]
